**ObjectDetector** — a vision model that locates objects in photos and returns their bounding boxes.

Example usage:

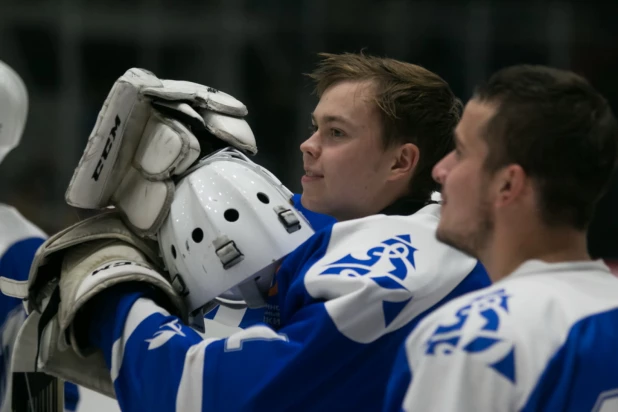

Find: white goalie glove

[65,68,257,237]
[11,213,186,398]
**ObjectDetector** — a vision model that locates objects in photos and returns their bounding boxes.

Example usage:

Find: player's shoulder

[0,204,46,256]
[327,203,443,253]
[294,204,483,343]
[406,260,618,381]
[495,259,618,328]
[334,202,441,231]
[415,260,618,337]
[289,203,444,256]
[320,203,478,284]
[0,204,45,236]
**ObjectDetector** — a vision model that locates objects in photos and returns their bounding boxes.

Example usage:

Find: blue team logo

[318,234,417,327]
[425,289,516,383]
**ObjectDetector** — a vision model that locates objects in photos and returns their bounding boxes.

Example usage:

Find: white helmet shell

[0,61,28,164]
[158,148,315,313]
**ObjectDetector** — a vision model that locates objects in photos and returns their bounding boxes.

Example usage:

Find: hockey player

[588,172,618,275]
[383,65,618,411]
[299,52,459,222]
[0,61,82,411]
[16,61,489,412]
[206,52,472,330]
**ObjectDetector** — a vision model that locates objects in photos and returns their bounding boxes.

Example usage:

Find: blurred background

[0,0,616,260]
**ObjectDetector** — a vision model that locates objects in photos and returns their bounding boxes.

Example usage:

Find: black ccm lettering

[92,115,122,181]
[91,261,149,276]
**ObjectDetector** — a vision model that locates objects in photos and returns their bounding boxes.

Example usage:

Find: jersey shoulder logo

[424,288,516,382]
[318,234,417,293]
[319,234,416,327]
[305,234,419,343]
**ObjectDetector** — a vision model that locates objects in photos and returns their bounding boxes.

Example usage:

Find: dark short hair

[474,65,618,230]
[307,52,462,201]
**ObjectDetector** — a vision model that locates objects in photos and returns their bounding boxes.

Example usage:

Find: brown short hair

[307,52,462,201]
[474,65,618,230]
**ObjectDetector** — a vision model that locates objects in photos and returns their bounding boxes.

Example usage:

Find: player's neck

[480,224,591,283]
[337,186,411,221]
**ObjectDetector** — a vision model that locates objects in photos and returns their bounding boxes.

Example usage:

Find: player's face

[432,99,497,257]
[300,80,401,221]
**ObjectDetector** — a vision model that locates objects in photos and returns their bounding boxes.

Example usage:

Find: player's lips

[302,169,324,183]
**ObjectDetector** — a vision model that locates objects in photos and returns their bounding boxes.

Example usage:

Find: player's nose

[300,131,321,159]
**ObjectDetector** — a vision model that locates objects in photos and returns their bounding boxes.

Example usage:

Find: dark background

[0,0,616,258]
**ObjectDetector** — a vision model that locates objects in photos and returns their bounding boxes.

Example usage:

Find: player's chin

[436,223,462,250]
[435,223,450,244]
[300,191,326,213]
[437,226,479,259]
[300,181,317,198]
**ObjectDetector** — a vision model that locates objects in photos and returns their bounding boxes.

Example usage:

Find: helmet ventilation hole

[171,245,177,259]
[192,228,204,243]
[257,192,270,204]
[224,209,240,222]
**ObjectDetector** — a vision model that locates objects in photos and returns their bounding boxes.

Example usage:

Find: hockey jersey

[291,193,337,231]
[384,259,618,412]
[89,204,490,411]
[202,193,335,334]
[0,204,81,411]
[0,204,45,411]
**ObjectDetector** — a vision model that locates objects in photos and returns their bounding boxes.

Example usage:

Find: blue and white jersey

[89,204,490,411]
[291,193,337,232]
[201,303,268,338]
[202,193,336,335]
[0,204,45,412]
[0,205,83,411]
[384,259,618,412]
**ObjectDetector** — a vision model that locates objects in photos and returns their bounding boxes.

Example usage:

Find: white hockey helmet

[0,60,28,164]
[158,148,315,313]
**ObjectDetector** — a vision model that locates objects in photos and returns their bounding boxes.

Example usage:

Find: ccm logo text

[92,115,122,181]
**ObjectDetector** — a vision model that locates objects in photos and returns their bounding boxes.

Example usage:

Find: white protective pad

[65,68,257,237]
[144,80,248,117]
[13,213,186,398]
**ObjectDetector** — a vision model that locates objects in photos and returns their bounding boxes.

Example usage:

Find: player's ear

[494,164,527,207]
[388,143,419,182]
